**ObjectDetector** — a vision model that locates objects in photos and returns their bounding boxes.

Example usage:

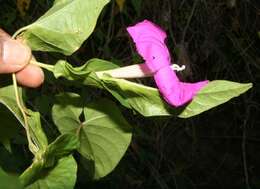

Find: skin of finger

[0,28,44,87]
[0,29,32,73]
[0,29,10,38]
[0,31,19,73]
[16,64,44,88]
[0,61,25,73]
[0,39,31,73]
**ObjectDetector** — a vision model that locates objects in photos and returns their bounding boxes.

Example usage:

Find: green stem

[11,31,38,154]
[12,74,38,154]
[11,26,29,39]
[30,60,54,72]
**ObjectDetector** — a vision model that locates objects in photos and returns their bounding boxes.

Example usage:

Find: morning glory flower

[127,20,209,107]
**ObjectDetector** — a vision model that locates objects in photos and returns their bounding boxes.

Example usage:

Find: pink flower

[127,20,209,107]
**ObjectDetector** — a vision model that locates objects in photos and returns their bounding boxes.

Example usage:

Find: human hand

[0,29,44,88]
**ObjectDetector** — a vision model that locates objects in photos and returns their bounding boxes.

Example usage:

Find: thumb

[0,38,32,74]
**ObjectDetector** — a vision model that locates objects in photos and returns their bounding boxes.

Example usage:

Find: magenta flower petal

[155,66,209,106]
[127,20,170,72]
[127,20,209,107]
[127,20,167,43]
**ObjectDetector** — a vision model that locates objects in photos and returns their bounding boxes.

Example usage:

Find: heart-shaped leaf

[52,93,132,179]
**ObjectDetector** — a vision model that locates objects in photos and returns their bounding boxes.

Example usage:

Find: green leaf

[0,167,22,189]
[179,80,252,118]
[0,85,48,153]
[20,134,78,186]
[0,85,24,125]
[100,75,174,116]
[45,134,79,164]
[54,58,118,88]
[53,59,173,116]
[53,59,252,118]
[52,93,132,179]
[27,110,48,152]
[80,99,132,179]
[25,155,77,189]
[20,0,110,55]
[100,78,252,118]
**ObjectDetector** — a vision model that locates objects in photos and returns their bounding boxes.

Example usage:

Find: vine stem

[11,32,38,154]
[30,60,54,72]
[12,26,29,40]
[12,74,38,154]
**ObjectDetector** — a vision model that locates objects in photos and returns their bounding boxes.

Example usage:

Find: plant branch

[30,60,54,72]
[12,74,38,154]
[12,26,29,39]
[11,32,38,154]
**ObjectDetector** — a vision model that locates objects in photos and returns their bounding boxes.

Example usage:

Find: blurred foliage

[0,0,259,188]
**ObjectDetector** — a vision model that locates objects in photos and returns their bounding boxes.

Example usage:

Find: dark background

[0,0,259,188]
